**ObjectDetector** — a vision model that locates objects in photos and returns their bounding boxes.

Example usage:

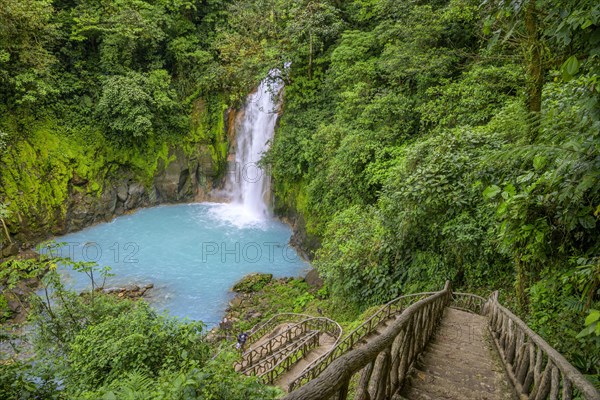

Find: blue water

[49,203,309,325]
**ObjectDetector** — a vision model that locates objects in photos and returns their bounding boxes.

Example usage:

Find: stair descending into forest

[233,315,342,388]
[238,287,599,400]
[400,307,514,400]
[275,332,337,389]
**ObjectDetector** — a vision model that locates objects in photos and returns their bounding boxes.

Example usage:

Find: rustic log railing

[244,313,314,347]
[286,290,438,392]
[487,292,599,400]
[451,292,488,314]
[234,314,342,376]
[240,316,342,382]
[248,284,599,400]
[261,331,322,385]
[283,281,452,399]
[243,330,321,376]
[235,320,312,371]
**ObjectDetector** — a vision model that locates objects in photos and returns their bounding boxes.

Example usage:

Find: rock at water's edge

[231,273,273,293]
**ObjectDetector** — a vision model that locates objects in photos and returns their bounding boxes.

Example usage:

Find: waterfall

[225,74,283,220]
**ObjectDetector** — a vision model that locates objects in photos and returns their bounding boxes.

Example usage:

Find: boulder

[304,269,324,289]
[1,242,19,258]
[229,296,243,308]
[232,273,273,293]
[116,182,129,202]
[100,282,154,299]
[125,183,145,210]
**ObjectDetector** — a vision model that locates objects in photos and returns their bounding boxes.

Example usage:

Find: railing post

[444,280,452,306]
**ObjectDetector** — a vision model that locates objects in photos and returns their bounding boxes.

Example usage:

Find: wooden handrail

[242,330,320,376]
[261,330,321,385]
[283,281,452,399]
[487,293,599,400]
[251,282,597,400]
[245,313,315,347]
[451,292,489,315]
[235,320,310,371]
[286,291,438,392]
[238,316,342,380]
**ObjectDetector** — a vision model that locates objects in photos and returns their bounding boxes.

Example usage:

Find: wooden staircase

[237,283,600,400]
[400,307,514,400]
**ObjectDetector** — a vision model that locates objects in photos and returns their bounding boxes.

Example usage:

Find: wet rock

[220,317,234,331]
[100,186,117,216]
[148,186,159,205]
[197,145,217,177]
[100,283,154,299]
[154,148,199,201]
[115,202,125,216]
[229,296,243,308]
[125,183,145,210]
[67,185,117,232]
[280,212,319,261]
[116,183,129,202]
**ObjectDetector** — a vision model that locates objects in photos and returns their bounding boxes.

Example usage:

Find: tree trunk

[308,32,313,80]
[524,1,543,122]
[515,255,529,312]
[1,217,12,243]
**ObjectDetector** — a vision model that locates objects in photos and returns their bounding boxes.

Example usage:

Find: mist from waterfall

[224,74,283,222]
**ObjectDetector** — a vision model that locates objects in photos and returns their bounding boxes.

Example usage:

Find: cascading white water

[225,74,283,220]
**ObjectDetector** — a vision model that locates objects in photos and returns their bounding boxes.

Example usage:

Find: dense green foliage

[1,0,599,394]
[0,0,233,240]
[237,0,600,380]
[0,252,279,399]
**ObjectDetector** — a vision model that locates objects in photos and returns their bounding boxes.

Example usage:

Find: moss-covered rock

[0,94,229,253]
[232,273,273,293]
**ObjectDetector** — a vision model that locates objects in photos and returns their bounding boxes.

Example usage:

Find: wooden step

[425,340,492,360]
[420,345,495,369]
[401,308,515,400]
[399,385,436,400]
[411,364,500,394]
[404,370,504,400]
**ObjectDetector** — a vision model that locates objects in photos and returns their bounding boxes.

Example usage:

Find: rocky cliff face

[278,208,321,261]
[0,143,220,259]
[65,145,218,232]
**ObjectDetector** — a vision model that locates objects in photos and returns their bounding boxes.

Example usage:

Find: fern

[102,371,157,400]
